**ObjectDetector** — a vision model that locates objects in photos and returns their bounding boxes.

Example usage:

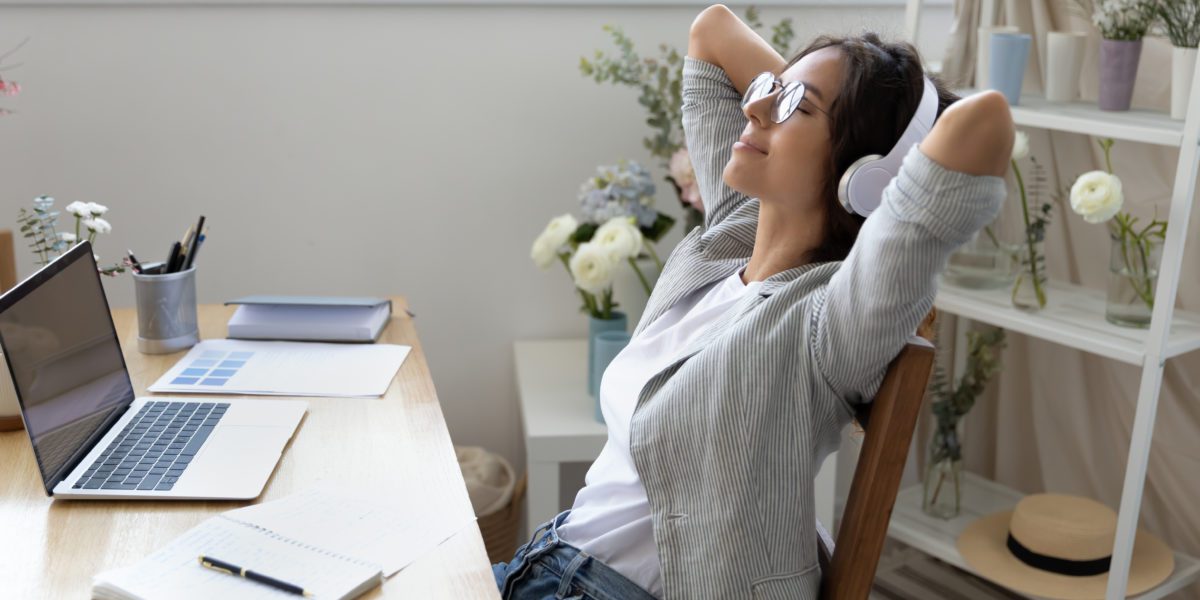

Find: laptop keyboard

[71,401,229,492]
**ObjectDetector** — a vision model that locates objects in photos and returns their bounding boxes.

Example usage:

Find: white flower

[59,232,77,243]
[592,217,643,262]
[82,217,113,234]
[85,202,108,216]
[1011,131,1030,161]
[541,214,577,249]
[530,214,578,269]
[1070,170,1124,224]
[530,235,560,269]
[64,201,91,217]
[569,242,618,295]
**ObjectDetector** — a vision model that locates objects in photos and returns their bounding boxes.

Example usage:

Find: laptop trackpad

[174,425,293,499]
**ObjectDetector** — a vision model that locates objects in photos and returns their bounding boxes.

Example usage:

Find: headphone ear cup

[837,154,884,215]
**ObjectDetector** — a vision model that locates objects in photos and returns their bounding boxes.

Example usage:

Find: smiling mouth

[734,136,767,154]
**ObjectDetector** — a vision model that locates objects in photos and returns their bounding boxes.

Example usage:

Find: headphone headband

[836,76,939,217]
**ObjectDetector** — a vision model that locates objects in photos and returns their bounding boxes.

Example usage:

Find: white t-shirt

[557,269,763,598]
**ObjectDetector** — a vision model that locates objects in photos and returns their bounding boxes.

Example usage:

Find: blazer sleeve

[681,56,753,231]
[810,146,1007,403]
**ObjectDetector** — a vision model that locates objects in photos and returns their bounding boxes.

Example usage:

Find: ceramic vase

[1045,32,1088,102]
[1172,46,1198,120]
[1099,38,1143,111]
[989,33,1033,105]
[976,26,1019,89]
[588,312,627,397]
[591,331,631,423]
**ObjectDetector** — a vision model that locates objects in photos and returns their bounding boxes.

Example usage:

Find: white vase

[0,352,21,429]
[976,25,1019,89]
[1045,31,1087,102]
[1172,46,1198,120]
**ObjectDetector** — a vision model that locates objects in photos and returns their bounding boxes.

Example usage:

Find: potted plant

[1075,0,1158,110]
[1009,131,1054,311]
[1156,0,1200,118]
[1068,138,1167,327]
[923,328,1007,519]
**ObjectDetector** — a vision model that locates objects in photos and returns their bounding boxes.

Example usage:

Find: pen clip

[198,556,236,576]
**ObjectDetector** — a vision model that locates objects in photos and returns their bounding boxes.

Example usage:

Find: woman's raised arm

[688,4,786,93]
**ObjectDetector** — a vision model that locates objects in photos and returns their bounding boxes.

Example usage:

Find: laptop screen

[0,242,135,493]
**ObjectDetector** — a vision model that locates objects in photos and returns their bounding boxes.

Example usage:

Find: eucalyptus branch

[1011,157,1050,309]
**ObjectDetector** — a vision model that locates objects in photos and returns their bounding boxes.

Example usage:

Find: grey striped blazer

[625,57,1006,599]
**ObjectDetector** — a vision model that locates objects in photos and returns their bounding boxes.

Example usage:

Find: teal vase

[588,312,627,397]
[591,331,632,423]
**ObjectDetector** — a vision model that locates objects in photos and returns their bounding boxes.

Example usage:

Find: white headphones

[836,76,939,217]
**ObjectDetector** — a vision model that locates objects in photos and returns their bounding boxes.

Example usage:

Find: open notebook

[93,488,476,599]
[93,515,383,600]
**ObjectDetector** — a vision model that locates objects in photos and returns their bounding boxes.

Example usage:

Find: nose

[742,89,776,129]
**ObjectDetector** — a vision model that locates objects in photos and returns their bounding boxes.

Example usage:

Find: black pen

[198,555,311,597]
[165,241,182,273]
[127,250,143,274]
[184,216,206,270]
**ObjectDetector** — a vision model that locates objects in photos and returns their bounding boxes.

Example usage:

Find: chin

[722,159,761,199]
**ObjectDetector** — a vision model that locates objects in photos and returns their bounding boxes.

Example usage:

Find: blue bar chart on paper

[149,339,412,398]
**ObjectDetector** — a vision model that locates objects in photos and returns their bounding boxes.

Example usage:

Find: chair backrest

[817,311,937,600]
[0,229,15,293]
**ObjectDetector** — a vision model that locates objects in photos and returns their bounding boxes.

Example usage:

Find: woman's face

[723,47,845,208]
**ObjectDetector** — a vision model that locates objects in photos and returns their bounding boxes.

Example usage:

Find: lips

[735,135,767,155]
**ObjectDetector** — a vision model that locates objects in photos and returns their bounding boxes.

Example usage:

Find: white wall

[0,2,950,471]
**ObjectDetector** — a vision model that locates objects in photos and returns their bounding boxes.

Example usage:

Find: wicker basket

[478,472,527,563]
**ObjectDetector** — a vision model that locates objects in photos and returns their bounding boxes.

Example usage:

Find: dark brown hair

[787,32,959,264]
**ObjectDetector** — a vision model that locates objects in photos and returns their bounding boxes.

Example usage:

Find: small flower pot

[1172,46,1198,120]
[1099,38,1143,111]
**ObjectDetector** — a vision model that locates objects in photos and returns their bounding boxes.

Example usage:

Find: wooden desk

[0,298,499,598]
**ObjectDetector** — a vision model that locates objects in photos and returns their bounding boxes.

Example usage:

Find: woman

[495,5,1012,599]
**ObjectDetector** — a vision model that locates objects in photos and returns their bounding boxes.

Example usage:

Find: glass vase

[944,229,1021,290]
[1106,232,1162,328]
[1011,239,1047,312]
[922,424,964,520]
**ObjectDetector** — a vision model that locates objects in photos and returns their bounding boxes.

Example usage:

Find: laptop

[0,241,307,499]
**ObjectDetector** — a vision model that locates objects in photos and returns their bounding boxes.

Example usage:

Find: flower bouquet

[532,160,675,394]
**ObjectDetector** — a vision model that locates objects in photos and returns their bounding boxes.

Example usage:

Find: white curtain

[928,1,1200,597]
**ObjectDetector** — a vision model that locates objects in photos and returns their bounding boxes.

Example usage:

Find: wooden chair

[817,311,938,600]
[0,229,14,293]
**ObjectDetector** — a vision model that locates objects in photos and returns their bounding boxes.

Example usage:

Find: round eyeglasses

[741,71,828,123]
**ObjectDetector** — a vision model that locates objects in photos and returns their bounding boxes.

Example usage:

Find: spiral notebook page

[225,487,477,576]
[92,516,383,600]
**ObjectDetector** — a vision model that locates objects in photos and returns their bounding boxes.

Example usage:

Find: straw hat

[957,493,1174,599]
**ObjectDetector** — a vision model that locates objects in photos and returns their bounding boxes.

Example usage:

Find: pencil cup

[133,267,199,354]
[990,32,1033,105]
[591,331,631,424]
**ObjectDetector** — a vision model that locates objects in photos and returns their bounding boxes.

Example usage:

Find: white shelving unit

[900,4,1200,599]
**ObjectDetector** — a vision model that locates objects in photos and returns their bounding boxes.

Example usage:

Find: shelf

[954,89,1185,147]
[888,472,1200,600]
[935,280,1200,366]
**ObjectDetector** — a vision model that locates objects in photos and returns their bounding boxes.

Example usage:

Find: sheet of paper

[92,516,381,600]
[147,339,411,397]
[225,487,477,576]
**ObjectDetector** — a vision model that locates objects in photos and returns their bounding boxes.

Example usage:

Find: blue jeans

[492,511,658,600]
